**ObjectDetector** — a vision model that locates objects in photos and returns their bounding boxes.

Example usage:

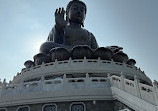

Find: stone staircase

[110,74,158,111]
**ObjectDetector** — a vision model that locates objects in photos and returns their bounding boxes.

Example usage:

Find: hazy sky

[0,0,158,82]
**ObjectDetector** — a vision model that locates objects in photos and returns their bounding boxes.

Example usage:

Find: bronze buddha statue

[40,0,98,54]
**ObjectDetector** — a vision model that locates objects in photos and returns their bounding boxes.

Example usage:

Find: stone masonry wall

[1,100,114,111]
[1,100,134,111]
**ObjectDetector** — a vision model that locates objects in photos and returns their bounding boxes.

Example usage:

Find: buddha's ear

[81,22,84,27]
[66,15,69,22]
[81,15,86,27]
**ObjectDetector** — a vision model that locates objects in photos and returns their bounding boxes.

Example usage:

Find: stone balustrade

[1,75,110,96]
[110,74,158,106]
[11,58,151,84]
[1,73,158,106]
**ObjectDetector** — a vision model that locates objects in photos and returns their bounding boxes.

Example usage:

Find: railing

[111,75,121,89]
[1,73,157,107]
[139,83,155,104]
[0,74,109,96]
[110,74,158,106]
[124,79,137,96]
[12,58,147,82]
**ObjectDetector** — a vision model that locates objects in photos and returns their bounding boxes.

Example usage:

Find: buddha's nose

[77,11,81,15]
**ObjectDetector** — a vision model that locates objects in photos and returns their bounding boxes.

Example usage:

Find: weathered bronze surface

[71,45,93,59]
[24,60,34,68]
[113,51,129,63]
[127,59,136,66]
[23,0,137,67]
[33,53,51,65]
[50,47,71,62]
[40,0,98,54]
[94,47,113,60]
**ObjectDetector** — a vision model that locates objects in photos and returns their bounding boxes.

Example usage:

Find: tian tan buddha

[30,0,134,68]
[40,0,98,54]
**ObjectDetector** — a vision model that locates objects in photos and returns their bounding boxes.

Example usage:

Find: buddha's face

[68,2,86,24]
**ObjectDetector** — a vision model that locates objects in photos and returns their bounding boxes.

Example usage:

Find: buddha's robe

[48,25,98,48]
[40,25,98,54]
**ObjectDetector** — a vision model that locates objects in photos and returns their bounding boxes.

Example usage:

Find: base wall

[0,100,135,111]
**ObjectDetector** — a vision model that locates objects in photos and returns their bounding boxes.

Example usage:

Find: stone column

[54,59,58,68]
[153,80,158,106]
[18,79,24,93]
[86,73,90,88]
[41,76,45,91]
[111,59,115,66]
[83,57,87,67]
[68,57,72,67]
[63,74,67,89]
[107,73,111,87]
[122,62,126,72]
[97,57,101,67]
[134,75,141,98]
[120,72,125,91]
[1,79,7,95]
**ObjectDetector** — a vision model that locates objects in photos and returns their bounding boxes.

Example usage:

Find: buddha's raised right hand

[55,7,68,29]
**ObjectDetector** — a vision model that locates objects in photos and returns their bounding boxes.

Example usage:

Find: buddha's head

[66,0,87,27]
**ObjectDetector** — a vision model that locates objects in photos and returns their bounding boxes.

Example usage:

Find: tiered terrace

[0,58,157,111]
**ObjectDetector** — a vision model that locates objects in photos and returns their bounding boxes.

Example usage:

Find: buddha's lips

[76,13,82,17]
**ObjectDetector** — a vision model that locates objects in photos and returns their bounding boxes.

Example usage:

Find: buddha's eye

[80,7,85,13]
[80,9,85,12]
[71,6,78,11]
